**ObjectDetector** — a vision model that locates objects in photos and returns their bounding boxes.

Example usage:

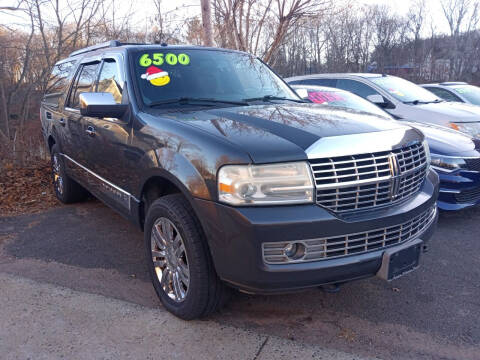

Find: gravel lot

[0,199,479,360]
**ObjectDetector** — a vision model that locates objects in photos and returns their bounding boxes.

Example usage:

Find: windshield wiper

[243,95,305,103]
[404,99,443,105]
[149,97,249,107]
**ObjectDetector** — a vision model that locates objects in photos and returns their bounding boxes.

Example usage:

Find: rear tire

[144,194,230,320]
[50,144,88,204]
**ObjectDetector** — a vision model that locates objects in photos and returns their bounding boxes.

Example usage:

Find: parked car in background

[286,73,480,139]
[40,41,439,319]
[292,85,480,211]
[421,82,480,106]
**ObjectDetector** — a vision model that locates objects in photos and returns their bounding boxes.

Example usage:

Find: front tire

[50,144,87,204]
[144,194,229,320]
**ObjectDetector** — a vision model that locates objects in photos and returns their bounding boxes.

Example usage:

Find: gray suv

[40,41,439,319]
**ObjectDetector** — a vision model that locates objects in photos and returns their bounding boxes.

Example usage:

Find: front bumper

[436,168,480,211]
[194,170,439,294]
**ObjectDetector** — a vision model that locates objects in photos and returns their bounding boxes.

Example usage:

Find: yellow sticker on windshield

[139,53,190,67]
[389,89,404,97]
[141,66,170,86]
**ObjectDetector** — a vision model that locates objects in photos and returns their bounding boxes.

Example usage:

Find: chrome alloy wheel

[151,217,190,302]
[52,154,64,195]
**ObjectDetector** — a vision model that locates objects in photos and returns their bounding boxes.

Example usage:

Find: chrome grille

[465,158,480,172]
[310,143,428,212]
[454,186,480,203]
[262,205,436,264]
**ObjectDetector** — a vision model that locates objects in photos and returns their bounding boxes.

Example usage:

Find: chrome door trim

[61,153,140,207]
[305,127,416,159]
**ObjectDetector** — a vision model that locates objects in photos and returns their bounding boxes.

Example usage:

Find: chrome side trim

[61,153,140,207]
[439,188,461,194]
[305,128,414,159]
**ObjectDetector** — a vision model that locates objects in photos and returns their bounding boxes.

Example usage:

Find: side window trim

[65,64,83,111]
[442,88,463,102]
[66,61,101,110]
[96,57,124,106]
[97,57,123,91]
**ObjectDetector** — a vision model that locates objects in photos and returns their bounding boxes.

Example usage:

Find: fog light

[283,242,305,260]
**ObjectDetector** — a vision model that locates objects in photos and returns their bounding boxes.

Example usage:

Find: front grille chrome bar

[262,205,436,264]
[310,142,428,212]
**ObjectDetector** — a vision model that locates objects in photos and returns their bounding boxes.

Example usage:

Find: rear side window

[97,59,122,103]
[44,60,76,106]
[288,80,304,85]
[301,79,337,87]
[336,79,379,98]
[425,87,462,102]
[68,62,100,109]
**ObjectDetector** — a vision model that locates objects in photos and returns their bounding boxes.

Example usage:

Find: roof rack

[69,40,146,57]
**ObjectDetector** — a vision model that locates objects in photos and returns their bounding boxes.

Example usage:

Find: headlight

[430,154,467,172]
[448,122,480,138]
[218,162,314,205]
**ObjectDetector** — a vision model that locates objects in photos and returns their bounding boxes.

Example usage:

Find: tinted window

[133,49,299,106]
[305,89,390,118]
[301,79,337,87]
[336,79,379,98]
[424,87,462,102]
[44,60,76,106]
[370,76,438,103]
[452,85,480,105]
[69,62,99,109]
[97,59,122,103]
[288,80,304,85]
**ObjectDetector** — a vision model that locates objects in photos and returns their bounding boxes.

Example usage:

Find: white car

[421,82,480,106]
[286,73,480,138]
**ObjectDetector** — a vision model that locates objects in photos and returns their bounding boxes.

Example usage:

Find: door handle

[59,118,66,126]
[46,111,52,120]
[86,125,96,137]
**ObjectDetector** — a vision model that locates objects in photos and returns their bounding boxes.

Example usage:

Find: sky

[1,0,453,36]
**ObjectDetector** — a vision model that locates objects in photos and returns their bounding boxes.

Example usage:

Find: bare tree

[441,0,480,78]
[201,0,214,45]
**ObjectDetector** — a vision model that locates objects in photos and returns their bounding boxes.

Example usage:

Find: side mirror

[79,92,128,118]
[366,94,385,104]
[366,94,395,109]
[294,88,309,99]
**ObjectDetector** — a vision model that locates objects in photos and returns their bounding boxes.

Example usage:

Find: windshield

[304,89,390,118]
[370,76,439,103]
[132,49,299,106]
[452,85,480,105]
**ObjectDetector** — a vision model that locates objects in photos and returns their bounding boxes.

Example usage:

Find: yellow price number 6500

[139,53,190,67]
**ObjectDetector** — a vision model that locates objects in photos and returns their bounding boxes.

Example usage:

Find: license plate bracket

[376,239,423,281]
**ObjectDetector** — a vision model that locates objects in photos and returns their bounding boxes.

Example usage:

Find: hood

[407,101,480,124]
[404,121,479,157]
[158,103,412,163]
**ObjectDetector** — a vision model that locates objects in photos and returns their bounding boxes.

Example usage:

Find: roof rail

[440,81,467,85]
[69,40,145,57]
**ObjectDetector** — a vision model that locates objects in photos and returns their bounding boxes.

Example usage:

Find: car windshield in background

[371,76,439,103]
[452,85,480,105]
[132,49,299,107]
[306,89,390,117]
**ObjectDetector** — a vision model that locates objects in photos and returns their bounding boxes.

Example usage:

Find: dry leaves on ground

[0,161,60,217]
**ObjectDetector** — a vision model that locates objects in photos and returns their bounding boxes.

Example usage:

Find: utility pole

[200,0,213,46]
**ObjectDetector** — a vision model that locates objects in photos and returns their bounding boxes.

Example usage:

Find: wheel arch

[136,167,211,232]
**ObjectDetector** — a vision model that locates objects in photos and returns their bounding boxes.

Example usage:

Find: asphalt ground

[0,199,479,360]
